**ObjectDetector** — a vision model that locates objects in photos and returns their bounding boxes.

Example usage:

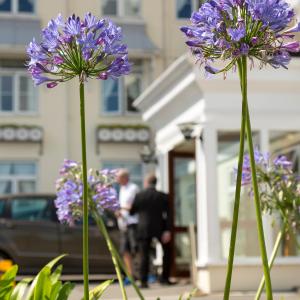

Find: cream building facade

[0,0,201,195]
[1,0,300,293]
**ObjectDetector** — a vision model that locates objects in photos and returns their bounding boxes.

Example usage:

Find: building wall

[0,0,190,194]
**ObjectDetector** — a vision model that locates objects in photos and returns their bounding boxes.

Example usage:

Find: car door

[59,211,119,274]
[6,196,60,274]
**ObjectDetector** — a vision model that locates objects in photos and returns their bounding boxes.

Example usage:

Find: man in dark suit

[130,174,172,288]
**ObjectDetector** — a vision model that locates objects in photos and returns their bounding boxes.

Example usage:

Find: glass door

[169,152,196,275]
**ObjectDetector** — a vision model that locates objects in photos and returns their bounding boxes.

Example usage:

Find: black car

[0,194,119,275]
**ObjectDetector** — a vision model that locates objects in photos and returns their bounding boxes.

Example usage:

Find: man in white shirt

[116,169,139,278]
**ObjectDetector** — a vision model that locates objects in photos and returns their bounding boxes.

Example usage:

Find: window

[0,0,35,13]
[103,79,121,113]
[11,198,51,221]
[102,60,143,114]
[176,0,203,19]
[102,161,143,188]
[125,63,142,113]
[0,162,36,195]
[0,73,37,114]
[0,200,5,217]
[102,0,140,17]
[217,131,260,258]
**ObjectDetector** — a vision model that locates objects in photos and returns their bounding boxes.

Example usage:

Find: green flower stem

[113,242,145,300]
[223,58,247,300]
[92,210,145,300]
[255,227,284,300]
[79,81,89,300]
[242,56,273,300]
[92,211,128,300]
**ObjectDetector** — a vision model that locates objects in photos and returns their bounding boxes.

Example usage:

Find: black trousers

[139,237,171,284]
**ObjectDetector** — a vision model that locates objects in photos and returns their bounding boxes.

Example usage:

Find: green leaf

[0,286,14,300]
[33,266,52,300]
[49,281,62,300]
[44,254,67,270]
[0,265,18,281]
[56,282,76,300]
[10,278,33,300]
[25,255,67,300]
[50,264,63,285]
[87,279,114,300]
[0,265,18,300]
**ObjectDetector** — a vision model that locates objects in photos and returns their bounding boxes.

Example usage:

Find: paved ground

[69,280,300,300]
[69,281,196,300]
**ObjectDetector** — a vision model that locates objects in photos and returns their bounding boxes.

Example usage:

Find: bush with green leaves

[0,255,114,300]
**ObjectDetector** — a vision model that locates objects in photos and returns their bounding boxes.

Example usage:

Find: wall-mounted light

[178,122,198,140]
[178,122,204,141]
[140,145,157,164]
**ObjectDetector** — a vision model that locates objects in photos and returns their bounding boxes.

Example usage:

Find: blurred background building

[0,0,299,294]
[0,0,201,193]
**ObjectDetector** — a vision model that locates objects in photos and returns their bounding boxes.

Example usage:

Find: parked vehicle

[0,194,119,275]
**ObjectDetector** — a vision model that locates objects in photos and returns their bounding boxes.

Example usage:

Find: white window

[102,61,143,115]
[102,0,141,18]
[176,0,203,19]
[0,0,35,14]
[0,72,37,114]
[102,161,143,188]
[0,161,37,194]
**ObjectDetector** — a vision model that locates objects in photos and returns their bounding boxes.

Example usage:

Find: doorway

[168,151,196,276]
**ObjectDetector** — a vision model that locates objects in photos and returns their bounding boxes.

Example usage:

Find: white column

[156,151,169,193]
[196,127,221,266]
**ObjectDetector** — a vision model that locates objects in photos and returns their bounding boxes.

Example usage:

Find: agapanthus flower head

[181,0,300,75]
[55,159,119,225]
[26,13,131,87]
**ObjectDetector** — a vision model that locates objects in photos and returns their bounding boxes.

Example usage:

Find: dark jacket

[130,187,171,239]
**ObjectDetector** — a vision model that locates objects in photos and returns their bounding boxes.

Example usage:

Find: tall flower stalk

[181,1,300,299]
[26,13,130,300]
[79,82,89,298]
[238,57,273,298]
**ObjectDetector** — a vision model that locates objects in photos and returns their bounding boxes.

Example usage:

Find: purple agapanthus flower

[238,149,300,229]
[26,13,131,87]
[55,159,119,225]
[240,148,294,186]
[181,0,300,75]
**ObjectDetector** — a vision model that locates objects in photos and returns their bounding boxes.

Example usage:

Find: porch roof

[134,53,300,129]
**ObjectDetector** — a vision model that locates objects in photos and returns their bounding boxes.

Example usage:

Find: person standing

[130,174,172,288]
[116,169,139,280]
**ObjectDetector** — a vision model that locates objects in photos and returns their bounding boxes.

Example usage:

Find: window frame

[101,60,144,116]
[0,161,38,195]
[102,78,123,116]
[175,0,202,20]
[0,0,36,15]
[0,70,38,115]
[102,0,141,18]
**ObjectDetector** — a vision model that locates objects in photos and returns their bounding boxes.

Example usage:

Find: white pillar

[156,151,169,193]
[196,127,221,266]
